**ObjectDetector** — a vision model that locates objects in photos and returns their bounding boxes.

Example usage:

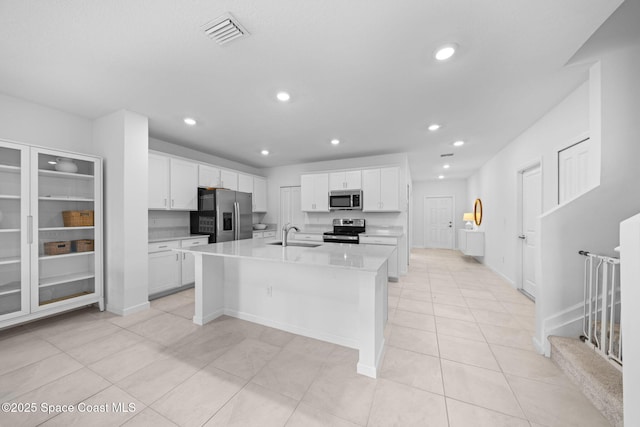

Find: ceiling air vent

[440,153,454,157]
[202,13,249,45]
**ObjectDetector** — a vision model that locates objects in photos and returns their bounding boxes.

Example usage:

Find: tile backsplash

[148,211,190,240]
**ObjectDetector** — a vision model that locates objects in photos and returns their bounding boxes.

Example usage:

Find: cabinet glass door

[0,141,29,319]
[32,150,100,309]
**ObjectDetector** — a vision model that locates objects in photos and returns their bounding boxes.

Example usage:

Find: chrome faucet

[282,223,300,247]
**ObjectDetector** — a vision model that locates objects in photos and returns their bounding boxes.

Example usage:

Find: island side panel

[222,257,361,349]
[357,261,388,378]
[193,253,225,325]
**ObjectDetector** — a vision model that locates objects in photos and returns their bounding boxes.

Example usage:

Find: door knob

[518,235,526,239]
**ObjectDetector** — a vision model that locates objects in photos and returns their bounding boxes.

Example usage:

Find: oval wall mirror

[474,198,483,226]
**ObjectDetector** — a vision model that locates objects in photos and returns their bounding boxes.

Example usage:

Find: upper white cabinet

[148,153,170,209]
[220,170,238,191]
[238,173,253,194]
[0,139,104,328]
[301,173,329,212]
[198,164,221,188]
[170,158,198,210]
[362,167,400,212]
[148,153,197,210]
[253,177,267,212]
[329,170,362,190]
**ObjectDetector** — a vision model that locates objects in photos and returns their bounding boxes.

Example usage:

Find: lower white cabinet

[253,230,276,239]
[148,237,208,297]
[360,235,399,280]
[458,230,485,256]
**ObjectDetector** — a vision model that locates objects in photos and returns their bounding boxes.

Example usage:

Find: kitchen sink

[268,241,322,248]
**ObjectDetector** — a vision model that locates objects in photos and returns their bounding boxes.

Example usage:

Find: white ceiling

[0,1,623,180]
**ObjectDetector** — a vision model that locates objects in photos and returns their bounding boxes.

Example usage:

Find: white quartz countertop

[176,238,395,272]
[149,235,208,243]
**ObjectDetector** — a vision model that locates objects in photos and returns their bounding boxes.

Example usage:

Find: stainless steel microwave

[329,190,362,210]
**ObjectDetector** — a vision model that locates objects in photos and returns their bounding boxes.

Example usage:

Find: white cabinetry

[253,177,267,212]
[148,153,197,210]
[360,235,399,280]
[0,140,103,328]
[253,230,276,239]
[220,170,238,191]
[301,173,329,212]
[458,230,484,256]
[170,158,198,210]
[329,170,362,190]
[148,236,208,297]
[199,165,221,188]
[148,240,181,295]
[362,167,400,212]
[148,153,170,209]
[238,173,253,194]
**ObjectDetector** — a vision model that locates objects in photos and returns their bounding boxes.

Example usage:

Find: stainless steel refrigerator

[190,189,253,242]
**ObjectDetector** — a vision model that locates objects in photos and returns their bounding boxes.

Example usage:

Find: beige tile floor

[0,249,611,426]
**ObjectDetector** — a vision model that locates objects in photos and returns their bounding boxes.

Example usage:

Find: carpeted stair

[549,335,623,427]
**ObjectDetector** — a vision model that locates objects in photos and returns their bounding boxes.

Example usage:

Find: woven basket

[44,241,71,256]
[72,239,94,253]
[62,210,94,227]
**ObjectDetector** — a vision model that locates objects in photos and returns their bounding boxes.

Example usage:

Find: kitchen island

[176,238,393,378]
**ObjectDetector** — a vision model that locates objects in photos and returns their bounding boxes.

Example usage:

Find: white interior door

[521,165,542,299]
[424,197,453,249]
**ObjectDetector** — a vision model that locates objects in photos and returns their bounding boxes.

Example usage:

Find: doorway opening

[424,196,454,249]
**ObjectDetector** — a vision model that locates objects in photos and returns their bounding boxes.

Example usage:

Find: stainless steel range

[323,219,366,244]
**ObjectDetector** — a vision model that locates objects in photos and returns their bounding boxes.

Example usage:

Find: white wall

[537,43,640,349]
[466,81,589,283]
[0,93,93,154]
[412,179,468,249]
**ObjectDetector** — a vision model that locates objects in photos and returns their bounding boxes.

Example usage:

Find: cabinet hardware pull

[159,245,168,248]
[164,198,167,207]
[176,253,179,261]
[183,253,186,260]
[27,215,33,244]
[171,199,175,207]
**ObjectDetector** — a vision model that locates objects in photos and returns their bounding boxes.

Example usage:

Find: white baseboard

[356,337,386,379]
[193,308,224,326]
[107,301,150,317]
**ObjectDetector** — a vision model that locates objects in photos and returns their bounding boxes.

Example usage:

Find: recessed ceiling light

[438,175,445,180]
[453,140,465,147]
[48,161,57,165]
[184,117,197,126]
[428,124,441,131]
[434,43,457,61]
[276,92,290,102]
[261,150,269,156]
[331,139,340,145]
[443,164,450,169]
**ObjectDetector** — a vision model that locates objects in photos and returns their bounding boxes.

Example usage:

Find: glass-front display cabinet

[0,139,103,328]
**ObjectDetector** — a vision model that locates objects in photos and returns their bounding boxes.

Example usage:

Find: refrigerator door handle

[234,202,239,240]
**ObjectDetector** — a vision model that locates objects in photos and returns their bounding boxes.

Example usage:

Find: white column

[92,110,150,315]
[620,213,640,427]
